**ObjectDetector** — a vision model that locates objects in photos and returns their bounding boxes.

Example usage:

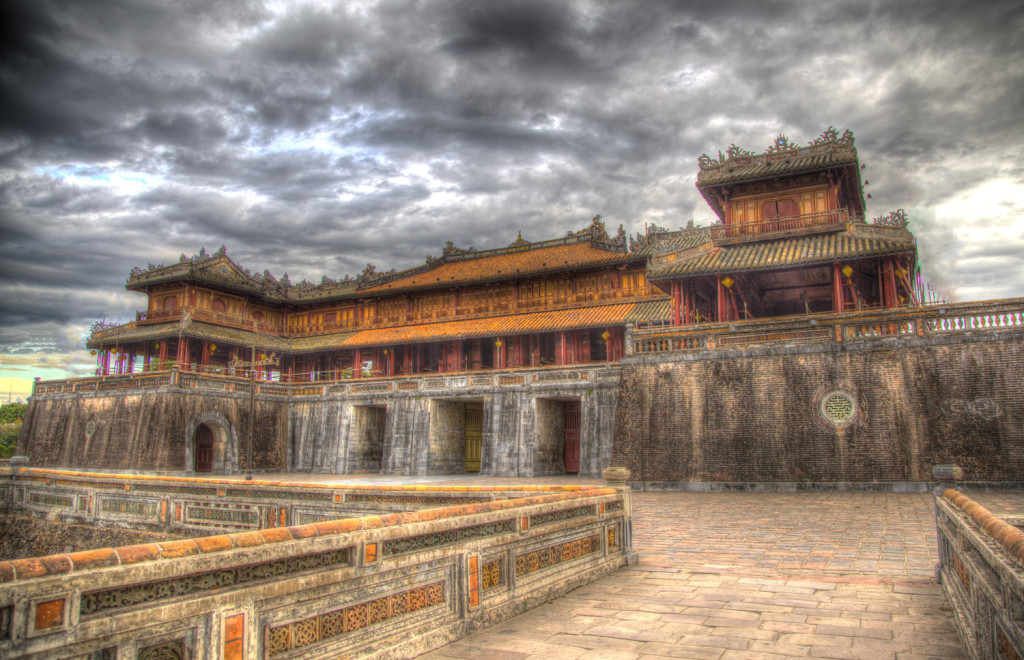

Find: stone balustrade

[935,489,1024,660]
[30,363,621,400]
[0,469,632,659]
[629,297,1024,356]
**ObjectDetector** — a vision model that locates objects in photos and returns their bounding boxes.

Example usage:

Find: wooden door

[564,401,581,473]
[195,425,214,473]
[464,403,483,472]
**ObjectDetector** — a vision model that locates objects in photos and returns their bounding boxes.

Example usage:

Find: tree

[0,403,26,424]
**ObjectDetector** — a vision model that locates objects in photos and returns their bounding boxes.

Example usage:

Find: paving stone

[421,492,969,660]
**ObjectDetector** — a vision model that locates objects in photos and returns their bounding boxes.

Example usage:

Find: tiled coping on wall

[2,468,611,535]
[935,489,1024,660]
[0,469,632,659]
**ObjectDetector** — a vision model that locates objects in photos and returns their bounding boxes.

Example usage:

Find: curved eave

[647,231,916,281]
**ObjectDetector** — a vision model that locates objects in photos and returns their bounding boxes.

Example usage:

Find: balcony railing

[629,298,1024,355]
[125,287,661,341]
[287,286,659,337]
[710,208,850,246]
[136,307,284,333]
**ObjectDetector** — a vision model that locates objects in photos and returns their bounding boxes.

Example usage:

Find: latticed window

[522,279,571,300]
[577,274,610,293]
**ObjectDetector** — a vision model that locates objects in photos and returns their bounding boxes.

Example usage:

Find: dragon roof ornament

[872,209,909,229]
[697,127,856,172]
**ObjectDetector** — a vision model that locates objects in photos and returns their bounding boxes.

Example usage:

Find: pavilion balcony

[289,286,660,337]
[710,208,851,247]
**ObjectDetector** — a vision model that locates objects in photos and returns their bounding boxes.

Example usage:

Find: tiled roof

[697,150,858,187]
[625,299,672,323]
[338,302,643,348]
[647,229,915,280]
[358,242,637,295]
[89,320,294,352]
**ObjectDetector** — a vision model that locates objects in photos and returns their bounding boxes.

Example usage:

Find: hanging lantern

[209,344,217,353]
[721,276,734,290]
[89,350,97,356]
[841,265,853,279]
[601,330,610,342]
[495,339,502,348]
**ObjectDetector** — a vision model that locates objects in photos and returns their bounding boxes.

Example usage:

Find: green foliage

[0,422,19,458]
[0,402,26,424]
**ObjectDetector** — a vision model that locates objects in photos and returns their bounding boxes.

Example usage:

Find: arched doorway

[194,424,215,472]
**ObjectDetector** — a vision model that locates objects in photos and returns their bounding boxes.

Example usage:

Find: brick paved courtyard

[422,491,974,659]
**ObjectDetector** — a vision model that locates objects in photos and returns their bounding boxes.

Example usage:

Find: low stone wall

[0,470,632,659]
[0,514,181,561]
[935,489,1024,660]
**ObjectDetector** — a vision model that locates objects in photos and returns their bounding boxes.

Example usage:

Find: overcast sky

[1,0,1022,399]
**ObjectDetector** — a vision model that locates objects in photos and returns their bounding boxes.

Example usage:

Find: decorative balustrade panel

[0,473,630,660]
[710,208,849,244]
[935,491,1024,660]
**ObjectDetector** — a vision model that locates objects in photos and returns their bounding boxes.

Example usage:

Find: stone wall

[613,332,1024,485]
[22,386,289,473]
[0,515,180,561]
[22,366,619,478]
[428,399,469,474]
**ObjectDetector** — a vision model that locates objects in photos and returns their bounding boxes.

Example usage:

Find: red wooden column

[558,332,566,365]
[158,340,168,370]
[881,257,899,309]
[353,349,362,379]
[671,282,681,326]
[716,276,725,323]
[832,263,844,313]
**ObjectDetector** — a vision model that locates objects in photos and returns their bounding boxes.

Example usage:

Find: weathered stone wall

[17,366,623,479]
[22,388,289,472]
[429,399,469,474]
[0,514,180,561]
[613,333,1024,484]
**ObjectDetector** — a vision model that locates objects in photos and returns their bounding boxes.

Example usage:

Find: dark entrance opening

[195,424,214,473]
[564,401,581,473]
[350,405,387,473]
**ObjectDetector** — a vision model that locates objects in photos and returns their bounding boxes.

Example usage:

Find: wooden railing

[122,287,662,340]
[630,298,1024,355]
[709,208,850,245]
[292,287,658,337]
[136,307,284,334]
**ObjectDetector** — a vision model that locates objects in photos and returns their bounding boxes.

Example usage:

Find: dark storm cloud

[0,0,1022,368]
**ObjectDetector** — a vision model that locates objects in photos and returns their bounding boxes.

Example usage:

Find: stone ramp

[421,492,993,659]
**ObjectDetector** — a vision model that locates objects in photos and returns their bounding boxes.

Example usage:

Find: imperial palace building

[23,128,1023,484]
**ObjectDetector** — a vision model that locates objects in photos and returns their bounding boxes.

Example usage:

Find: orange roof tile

[359,242,634,295]
[340,302,638,347]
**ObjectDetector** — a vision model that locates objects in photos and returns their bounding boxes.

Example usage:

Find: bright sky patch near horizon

[1,0,1023,399]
